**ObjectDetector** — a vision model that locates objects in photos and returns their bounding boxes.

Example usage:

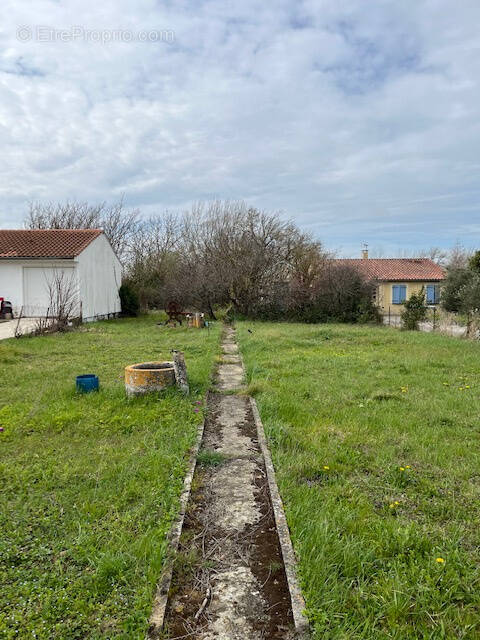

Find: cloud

[0,0,479,255]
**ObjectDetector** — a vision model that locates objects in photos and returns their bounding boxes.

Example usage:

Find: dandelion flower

[399,467,405,471]
[435,557,445,563]
[405,465,411,469]
[394,501,400,505]
[323,465,329,470]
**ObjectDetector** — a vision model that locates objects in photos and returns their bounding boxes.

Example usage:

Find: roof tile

[335,258,445,281]
[0,229,102,259]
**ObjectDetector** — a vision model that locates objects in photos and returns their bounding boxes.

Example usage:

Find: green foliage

[401,288,427,330]
[223,304,235,324]
[461,272,480,313]
[442,267,472,312]
[238,321,480,639]
[119,281,140,316]
[468,250,480,274]
[442,251,480,315]
[0,315,220,638]
[197,449,226,467]
[258,265,381,325]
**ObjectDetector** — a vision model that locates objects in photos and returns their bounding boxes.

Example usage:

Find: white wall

[0,235,121,320]
[0,260,76,316]
[76,234,122,320]
[0,263,23,314]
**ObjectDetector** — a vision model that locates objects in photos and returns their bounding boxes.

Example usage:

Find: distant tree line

[25,198,478,324]
[25,199,379,323]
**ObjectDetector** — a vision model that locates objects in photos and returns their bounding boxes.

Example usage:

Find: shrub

[401,289,427,330]
[119,282,140,317]
[286,264,380,324]
[441,268,472,313]
[442,250,480,315]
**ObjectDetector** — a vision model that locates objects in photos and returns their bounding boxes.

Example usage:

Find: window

[392,285,406,304]
[426,284,440,305]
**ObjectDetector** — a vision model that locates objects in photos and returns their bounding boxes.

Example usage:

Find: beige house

[337,250,445,316]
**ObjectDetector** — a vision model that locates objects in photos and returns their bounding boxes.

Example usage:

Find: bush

[441,268,472,313]
[401,289,427,330]
[442,250,480,315]
[286,264,380,324]
[119,282,140,317]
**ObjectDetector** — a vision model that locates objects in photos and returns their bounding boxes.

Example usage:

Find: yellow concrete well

[125,361,175,397]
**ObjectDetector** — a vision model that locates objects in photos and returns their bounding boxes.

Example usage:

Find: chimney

[362,244,369,260]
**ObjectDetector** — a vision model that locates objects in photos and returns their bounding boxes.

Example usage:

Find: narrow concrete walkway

[0,319,37,340]
[163,327,297,639]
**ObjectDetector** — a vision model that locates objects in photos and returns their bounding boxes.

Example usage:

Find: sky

[1,0,479,257]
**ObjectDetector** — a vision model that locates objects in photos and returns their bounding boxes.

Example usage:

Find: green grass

[237,321,480,639]
[0,315,220,639]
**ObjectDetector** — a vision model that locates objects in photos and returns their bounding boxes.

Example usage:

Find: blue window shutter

[426,284,439,304]
[392,285,406,304]
[426,285,433,304]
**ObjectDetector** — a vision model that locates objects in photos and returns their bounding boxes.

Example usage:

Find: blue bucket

[76,374,99,393]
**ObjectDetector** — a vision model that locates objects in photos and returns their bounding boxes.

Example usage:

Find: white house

[0,229,122,320]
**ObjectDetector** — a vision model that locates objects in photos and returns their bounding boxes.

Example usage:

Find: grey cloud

[0,0,479,255]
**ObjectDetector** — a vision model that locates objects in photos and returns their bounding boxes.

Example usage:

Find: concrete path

[0,319,37,340]
[162,327,301,639]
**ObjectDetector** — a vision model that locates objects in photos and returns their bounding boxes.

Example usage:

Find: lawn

[237,321,480,639]
[0,315,220,639]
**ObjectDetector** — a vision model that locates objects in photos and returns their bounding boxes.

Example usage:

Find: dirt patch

[162,394,295,639]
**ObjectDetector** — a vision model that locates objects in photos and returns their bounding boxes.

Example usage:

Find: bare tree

[120,199,375,323]
[127,213,182,309]
[47,270,80,329]
[25,197,139,260]
[31,270,80,335]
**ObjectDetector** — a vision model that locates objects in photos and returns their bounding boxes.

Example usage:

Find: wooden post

[172,350,189,395]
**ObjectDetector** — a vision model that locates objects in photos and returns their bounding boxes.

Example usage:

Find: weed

[197,449,226,467]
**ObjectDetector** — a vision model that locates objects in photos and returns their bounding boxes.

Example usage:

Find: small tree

[468,250,480,274]
[401,289,427,330]
[119,282,140,316]
[441,267,472,313]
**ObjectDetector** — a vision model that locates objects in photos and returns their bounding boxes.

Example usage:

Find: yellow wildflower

[323,465,329,470]
[399,467,405,471]
[435,557,445,564]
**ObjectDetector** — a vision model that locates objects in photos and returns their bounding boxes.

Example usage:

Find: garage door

[23,267,77,317]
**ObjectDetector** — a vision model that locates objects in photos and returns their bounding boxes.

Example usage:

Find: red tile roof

[0,229,102,259]
[335,258,445,281]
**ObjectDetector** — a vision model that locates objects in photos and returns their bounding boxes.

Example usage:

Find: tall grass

[0,315,219,639]
[238,322,480,639]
